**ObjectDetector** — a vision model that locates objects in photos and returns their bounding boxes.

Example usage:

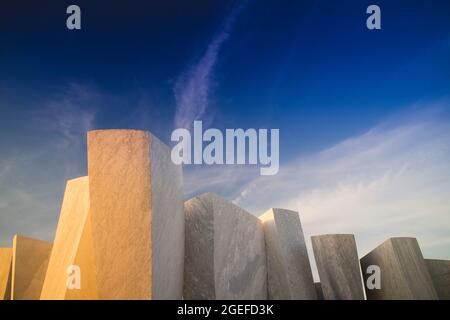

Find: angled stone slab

[360,238,438,300]
[314,282,324,300]
[0,248,12,300]
[184,192,267,300]
[41,176,97,300]
[426,259,450,300]
[311,234,365,300]
[11,235,52,300]
[88,130,184,300]
[259,208,316,299]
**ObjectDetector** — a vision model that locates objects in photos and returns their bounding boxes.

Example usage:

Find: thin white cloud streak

[183,105,450,280]
[234,107,450,279]
[0,84,98,246]
[174,4,245,129]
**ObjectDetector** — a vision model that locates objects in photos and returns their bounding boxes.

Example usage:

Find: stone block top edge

[12,234,53,246]
[88,129,149,135]
[360,237,419,260]
[311,233,355,239]
[424,258,450,263]
[185,192,258,219]
[66,176,88,184]
[87,129,170,150]
[258,207,299,222]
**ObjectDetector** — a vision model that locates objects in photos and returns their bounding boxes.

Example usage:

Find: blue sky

[1,1,450,266]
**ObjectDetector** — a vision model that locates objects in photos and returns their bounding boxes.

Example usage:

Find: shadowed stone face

[361,238,438,300]
[0,248,12,300]
[311,234,365,300]
[88,130,184,300]
[184,193,267,300]
[11,235,52,300]
[426,259,450,300]
[260,208,317,300]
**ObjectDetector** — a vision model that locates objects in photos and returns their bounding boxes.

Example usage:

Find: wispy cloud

[174,4,245,129]
[183,103,450,279]
[0,83,98,246]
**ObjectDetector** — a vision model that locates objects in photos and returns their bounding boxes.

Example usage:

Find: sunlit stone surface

[0,248,12,300]
[11,235,52,300]
[361,238,438,300]
[259,208,316,299]
[41,176,97,300]
[88,130,184,300]
[184,192,267,300]
[312,234,365,300]
[426,259,450,300]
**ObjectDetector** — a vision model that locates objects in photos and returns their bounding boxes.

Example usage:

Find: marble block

[259,208,316,299]
[361,238,438,300]
[11,235,52,300]
[184,192,267,300]
[426,259,450,300]
[311,234,365,300]
[0,248,12,300]
[314,282,324,300]
[88,130,184,300]
[41,176,97,300]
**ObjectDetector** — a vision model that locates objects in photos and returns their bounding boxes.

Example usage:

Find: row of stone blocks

[0,130,449,300]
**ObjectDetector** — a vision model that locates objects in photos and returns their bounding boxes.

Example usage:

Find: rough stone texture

[41,176,97,300]
[314,282,324,300]
[0,248,12,300]
[11,235,52,300]
[426,259,450,300]
[88,130,184,300]
[361,237,438,300]
[259,208,316,300]
[311,234,365,300]
[184,192,267,300]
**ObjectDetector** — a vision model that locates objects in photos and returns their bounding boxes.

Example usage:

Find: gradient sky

[1,1,450,272]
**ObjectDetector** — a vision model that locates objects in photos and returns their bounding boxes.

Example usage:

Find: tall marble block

[311,234,365,300]
[361,238,437,300]
[361,238,438,300]
[426,259,450,300]
[259,208,316,299]
[0,248,12,300]
[11,235,52,300]
[88,130,184,300]
[41,176,97,300]
[184,192,267,300]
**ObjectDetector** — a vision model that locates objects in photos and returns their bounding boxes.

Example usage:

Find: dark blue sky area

[1,0,449,161]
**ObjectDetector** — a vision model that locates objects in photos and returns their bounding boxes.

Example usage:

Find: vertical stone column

[88,130,184,300]
[0,248,12,300]
[11,235,52,300]
[360,238,438,300]
[184,192,267,300]
[259,208,316,299]
[311,234,365,300]
[425,259,450,300]
[41,176,97,300]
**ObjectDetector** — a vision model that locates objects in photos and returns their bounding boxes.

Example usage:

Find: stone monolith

[184,192,267,300]
[361,238,438,300]
[88,130,184,300]
[11,235,52,300]
[311,234,365,300]
[426,259,450,300]
[259,208,316,299]
[0,248,12,300]
[41,176,97,300]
